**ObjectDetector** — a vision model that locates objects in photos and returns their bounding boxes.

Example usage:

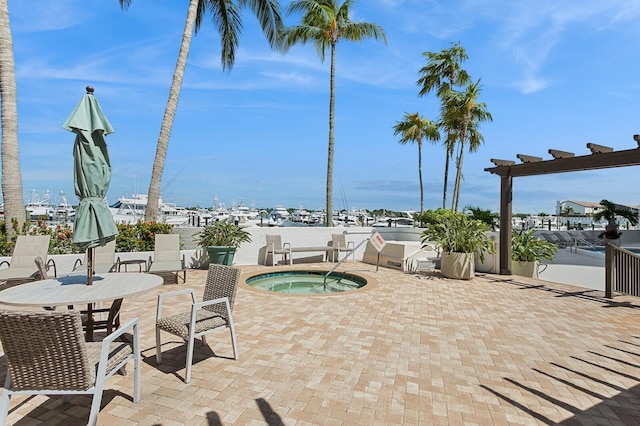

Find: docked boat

[109,194,199,225]
[291,206,311,223]
[25,189,56,221]
[270,204,290,224]
[227,202,261,228]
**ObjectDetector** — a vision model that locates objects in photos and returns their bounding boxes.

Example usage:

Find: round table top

[0,272,163,307]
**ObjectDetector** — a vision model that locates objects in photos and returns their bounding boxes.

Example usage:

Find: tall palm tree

[416,42,470,209]
[392,112,440,216]
[441,80,492,212]
[118,0,283,222]
[280,0,386,226]
[0,0,25,237]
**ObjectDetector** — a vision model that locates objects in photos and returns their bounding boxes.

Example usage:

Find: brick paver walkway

[2,263,640,425]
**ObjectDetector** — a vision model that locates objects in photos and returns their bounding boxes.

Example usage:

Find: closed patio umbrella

[63,86,118,284]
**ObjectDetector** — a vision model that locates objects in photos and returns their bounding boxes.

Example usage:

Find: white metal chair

[73,240,117,274]
[0,310,140,426]
[147,234,186,283]
[331,234,355,262]
[155,263,240,383]
[264,234,290,266]
[0,235,54,285]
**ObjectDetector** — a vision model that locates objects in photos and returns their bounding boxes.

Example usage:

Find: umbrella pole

[87,247,94,285]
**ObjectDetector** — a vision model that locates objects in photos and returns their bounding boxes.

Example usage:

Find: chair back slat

[265,235,282,250]
[10,235,50,269]
[92,240,117,273]
[202,264,240,316]
[0,310,94,391]
[154,234,180,262]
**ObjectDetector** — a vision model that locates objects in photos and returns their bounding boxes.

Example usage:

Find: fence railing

[605,244,640,298]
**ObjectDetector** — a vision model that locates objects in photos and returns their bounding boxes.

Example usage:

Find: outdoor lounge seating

[147,234,186,283]
[331,233,355,262]
[0,310,140,426]
[0,235,55,285]
[264,234,290,266]
[155,263,240,383]
[72,240,117,274]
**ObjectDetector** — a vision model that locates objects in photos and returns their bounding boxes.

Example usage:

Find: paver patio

[1,262,640,425]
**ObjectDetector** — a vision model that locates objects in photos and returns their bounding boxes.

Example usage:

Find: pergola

[484,135,640,275]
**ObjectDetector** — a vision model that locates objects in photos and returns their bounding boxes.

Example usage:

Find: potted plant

[420,212,494,279]
[194,221,252,266]
[594,199,638,246]
[511,229,557,278]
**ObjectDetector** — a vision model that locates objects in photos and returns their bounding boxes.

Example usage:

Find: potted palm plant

[593,199,638,246]
[194,221,252,266]
[421,212,494,279]
[511,229,557,278]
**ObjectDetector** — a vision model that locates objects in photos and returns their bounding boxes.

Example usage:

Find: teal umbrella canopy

[64,86,118,252]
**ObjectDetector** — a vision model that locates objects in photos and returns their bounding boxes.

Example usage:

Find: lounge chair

[155,263,240,383]
[0,235,54,285]
[0,310,141,426]
[147,234,186,283]
[72,240,117,274]
[540,232,566,248]
[581,231,602,245]
[264,234,290,266]
[331,233,355,262]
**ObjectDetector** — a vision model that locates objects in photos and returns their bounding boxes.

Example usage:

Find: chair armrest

[147,255,153,271]
[347,241,354,249]
[156,289,197,320]
[194,296,229,311]
[283,242,291,250]
[97,318,140,381]
[193,297,232,320]
[72,258,83,271]
[0,260,10,269]
[46,258,57,277]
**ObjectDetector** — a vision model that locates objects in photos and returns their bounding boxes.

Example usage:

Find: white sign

[370,232,386,252]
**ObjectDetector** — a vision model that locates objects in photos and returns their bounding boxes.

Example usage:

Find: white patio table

[0,272,163,340]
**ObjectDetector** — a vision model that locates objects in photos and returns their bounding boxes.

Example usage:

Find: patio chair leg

[155,327,162,364]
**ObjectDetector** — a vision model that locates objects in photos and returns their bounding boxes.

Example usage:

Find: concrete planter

[441,252,475,280]
[512,260,539,279]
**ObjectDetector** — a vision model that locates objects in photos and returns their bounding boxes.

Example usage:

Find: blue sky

[4,0,640,215]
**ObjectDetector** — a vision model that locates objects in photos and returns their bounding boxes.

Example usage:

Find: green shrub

[115,222,174,252]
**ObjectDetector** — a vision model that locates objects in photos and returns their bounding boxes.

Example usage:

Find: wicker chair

[0,310,140,426]
[155,263,240,383]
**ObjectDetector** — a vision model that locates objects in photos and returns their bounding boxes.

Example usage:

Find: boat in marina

[291,206,311,223]
[227,201,261,228]
[25,189,56,221]
[109,194,202,225]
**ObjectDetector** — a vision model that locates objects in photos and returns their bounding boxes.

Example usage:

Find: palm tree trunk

[452,123,469,212]
[418,142,423,215]
[145,0,198,221]
[326,42,336,227]
[442,147,451,209]
[0,0,25,236]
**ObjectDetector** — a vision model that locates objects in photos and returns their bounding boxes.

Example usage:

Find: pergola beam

[485,141,640,275]
[485,147,640,178]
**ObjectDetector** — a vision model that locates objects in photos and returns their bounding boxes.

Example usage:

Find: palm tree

[280,0,386,226]
[416,42,470,209]
[464,205,498,230]
[593,199,638,240]
[440,80,492,212]
[118,0,283,222]
[0,0,26,237]
[392,112,440,216]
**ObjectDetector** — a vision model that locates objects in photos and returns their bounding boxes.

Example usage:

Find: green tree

[464,205,498,230]
[281,0,386,226]
[416,42,470,209]
[440,80,492,211]
[0,0,26,239]
[593,199,638,238]
[118,0,284,222]
[392,112,440,216]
